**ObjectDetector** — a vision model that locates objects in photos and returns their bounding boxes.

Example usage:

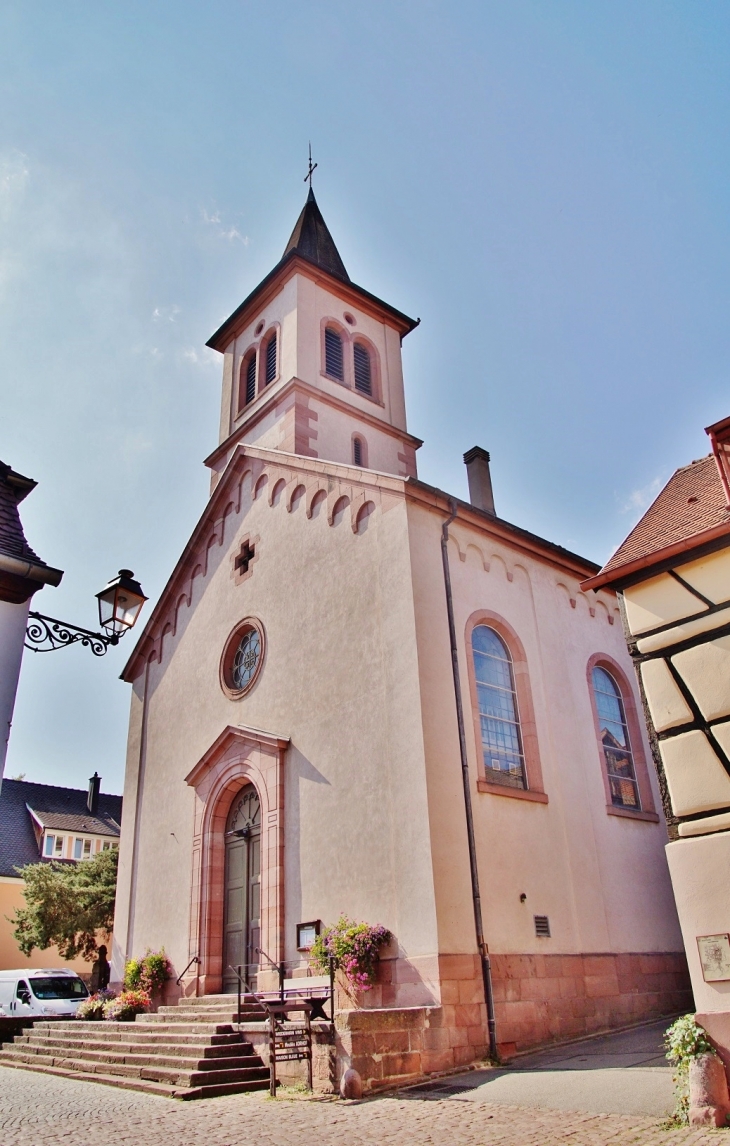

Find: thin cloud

[152,305,180,323]
[201,206,248,244]
[620,474,664,516]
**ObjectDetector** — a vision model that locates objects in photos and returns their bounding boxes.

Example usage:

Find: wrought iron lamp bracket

[25,611,119,657]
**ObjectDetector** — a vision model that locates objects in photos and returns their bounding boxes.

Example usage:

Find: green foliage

[310,915,391,991]
[123,949,171,994]
[103,988,150,1021]
[10,847,118,961]
[664,1014,717,1125]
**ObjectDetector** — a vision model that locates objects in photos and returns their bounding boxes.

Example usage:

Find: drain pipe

[440,498,498,1061]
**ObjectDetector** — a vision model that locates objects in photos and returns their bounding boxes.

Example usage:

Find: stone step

[15,1027,246,1049]
[0,1057,270,1100]
[22,1034,255,1060]
[1,1046,270,1088]
[17,1040,258,1071]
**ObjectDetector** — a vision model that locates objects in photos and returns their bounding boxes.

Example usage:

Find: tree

[11,846,118,961]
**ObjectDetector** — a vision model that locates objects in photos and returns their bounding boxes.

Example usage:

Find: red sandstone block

[467,1026,487,1050]
[372,1031,410,1054]
[458,979,484,1005]
[421,1050,455,1074]
[440,980,460,1006]
[558,978,579,999]
[497,1041,517,1059]
[382,1052,421,1076]
[560,955,585,978]
[409,1030,424,1052]
[494,955,537,980]
[455,1003,484,1028]
[453,1044,478,1066]
[440,955,479,981]
[352,1055,382,1081]
[571,997,597,1018]
[585,975,620,999]
[422,1027,451,1052]
[380,986,398,1006]
[501,1000,538,1024]
[638,954,665,975]
[439,1005,457,1027]
[520,977,562,1002]
[583,955,616,977]
[448,1026,470,1049]
[490,979,506,1003]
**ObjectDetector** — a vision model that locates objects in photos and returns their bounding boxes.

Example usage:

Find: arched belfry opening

[223,783,261,991]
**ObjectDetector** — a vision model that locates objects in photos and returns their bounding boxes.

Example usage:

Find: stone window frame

[465,609,548,804]
[586,652,659,823]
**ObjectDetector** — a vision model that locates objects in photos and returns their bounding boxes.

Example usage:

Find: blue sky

[2,1,729,793]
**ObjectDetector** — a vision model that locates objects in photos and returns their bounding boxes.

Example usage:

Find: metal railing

[175,954,200,986]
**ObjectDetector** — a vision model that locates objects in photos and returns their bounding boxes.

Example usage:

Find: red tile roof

[582,454,730,590]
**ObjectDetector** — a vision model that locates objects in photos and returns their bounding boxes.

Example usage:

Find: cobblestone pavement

[0,1065,726,1146]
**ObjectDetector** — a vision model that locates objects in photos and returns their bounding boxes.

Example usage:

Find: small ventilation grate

[353,343,372,395]
[353,438,362,466]
[534,915,551,938]
[325,327,344,380]
[265,334,277,385]
[245,356,256,405]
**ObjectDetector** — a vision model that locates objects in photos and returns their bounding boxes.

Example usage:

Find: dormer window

[265,333,277,385]
[44,834,64,857]
[325,327,344,381]
[353,343,372,396]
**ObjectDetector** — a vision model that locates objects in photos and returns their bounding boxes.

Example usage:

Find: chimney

[706,416,730,507]
[87,772,100,816]
[463,447,495,516]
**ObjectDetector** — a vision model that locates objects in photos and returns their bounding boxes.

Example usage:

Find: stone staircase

[0,995,271,1099]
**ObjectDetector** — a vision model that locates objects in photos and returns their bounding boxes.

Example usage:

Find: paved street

[0,1018,724,1146]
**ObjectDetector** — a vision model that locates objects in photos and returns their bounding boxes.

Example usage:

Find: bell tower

[205,189,421,485]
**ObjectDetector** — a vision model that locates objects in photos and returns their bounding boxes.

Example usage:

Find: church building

[112,188,690,1085]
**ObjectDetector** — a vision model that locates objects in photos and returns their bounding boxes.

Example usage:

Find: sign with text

[697,934,730,982]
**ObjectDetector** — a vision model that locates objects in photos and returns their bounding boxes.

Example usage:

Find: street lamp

[25,570,147,657]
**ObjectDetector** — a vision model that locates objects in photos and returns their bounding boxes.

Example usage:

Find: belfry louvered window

[324,327,344,380]
[265,334,277,385]
[472,625,526,789]
[353,437,363,466]
[592,667,640,809]
[353,344,372,395]
[243,355,256,406]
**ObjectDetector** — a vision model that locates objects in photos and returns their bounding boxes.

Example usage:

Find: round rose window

[220,618,265,698]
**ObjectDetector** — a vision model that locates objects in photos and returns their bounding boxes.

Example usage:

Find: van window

[0,982,14,1006]
[16,981,31,1003]
[29,976,88,1000]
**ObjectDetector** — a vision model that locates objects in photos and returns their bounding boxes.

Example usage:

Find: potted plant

[310,915,391,999]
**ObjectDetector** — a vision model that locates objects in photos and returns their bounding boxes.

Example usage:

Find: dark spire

[282,188,350,282]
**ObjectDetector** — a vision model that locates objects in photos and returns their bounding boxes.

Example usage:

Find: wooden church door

[223,784,261,992]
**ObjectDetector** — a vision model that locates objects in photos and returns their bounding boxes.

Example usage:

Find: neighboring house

[112,188,689,1086]
[0,774,122,972]
[582,415,730,1054]
[0,462,63,785]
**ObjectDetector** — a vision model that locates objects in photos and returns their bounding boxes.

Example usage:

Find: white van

[0,969,89,1019]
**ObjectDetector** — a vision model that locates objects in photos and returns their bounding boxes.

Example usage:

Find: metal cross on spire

[304,142,318,188]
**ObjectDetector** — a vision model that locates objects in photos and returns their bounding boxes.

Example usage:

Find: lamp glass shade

[96,570,147,637]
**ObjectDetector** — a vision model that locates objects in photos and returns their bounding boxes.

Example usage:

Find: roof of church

[0,779,122,878]
[0,461,42,564]
[282,188,350,282]
[206,191,418,351]
[582,453,730,591]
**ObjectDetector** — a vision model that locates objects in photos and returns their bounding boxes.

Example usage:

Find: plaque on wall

[697,934,730,982]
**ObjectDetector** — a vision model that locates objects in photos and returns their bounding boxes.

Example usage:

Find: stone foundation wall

[491,951,692,1056]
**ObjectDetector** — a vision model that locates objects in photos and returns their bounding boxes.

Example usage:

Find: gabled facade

[0,776,122,971]
[113,190,689,1088]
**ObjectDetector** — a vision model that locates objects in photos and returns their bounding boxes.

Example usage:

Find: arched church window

[265,333,277,385]
[353,343,372,396]
[471,625,526,789]
[353,437,363,466]
[591,667,640,809]
[324,327,344,381]
[240,354,256,407]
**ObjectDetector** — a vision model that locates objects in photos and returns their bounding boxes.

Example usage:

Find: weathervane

[304,142,318,188]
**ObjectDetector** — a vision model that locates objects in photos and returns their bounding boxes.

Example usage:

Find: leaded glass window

[232,628,261,690]
[592,667,640,809]
[472,625,526,789]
